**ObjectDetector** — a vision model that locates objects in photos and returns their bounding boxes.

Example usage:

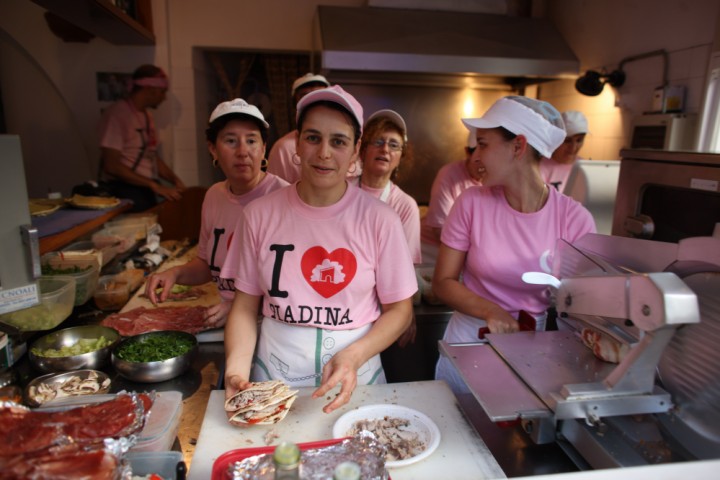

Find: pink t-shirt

[441,185,595,318]
[267,130,362,184]
[358,181,422,264]
[421,160,482,246]
[221,183,418,331]
[198,174,289,302]
[540,157,575,193]
[267,131,301,184]
[98,99,158,180]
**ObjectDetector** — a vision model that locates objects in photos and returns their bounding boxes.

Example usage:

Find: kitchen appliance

[630,113,697,151]
[439,231,720,470]
[0,135,41,371]
[612,149,720,242]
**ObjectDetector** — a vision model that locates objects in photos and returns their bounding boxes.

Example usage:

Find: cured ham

[581,327,630,363]
[0,443,120,480]
[0,394,150,455]
[101,305,210,336]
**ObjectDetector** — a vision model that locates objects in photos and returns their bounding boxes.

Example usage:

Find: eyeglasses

[370,138,403,152]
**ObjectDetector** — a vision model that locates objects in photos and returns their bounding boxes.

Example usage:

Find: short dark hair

[297,100,361,143]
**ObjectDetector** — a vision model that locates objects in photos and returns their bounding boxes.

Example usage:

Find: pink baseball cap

[366,109,407,142]
[462,96,566,158]
[209,98,269,128]
[296,85,364,133]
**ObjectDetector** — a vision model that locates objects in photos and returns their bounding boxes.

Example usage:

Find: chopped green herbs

[115,333,195,362]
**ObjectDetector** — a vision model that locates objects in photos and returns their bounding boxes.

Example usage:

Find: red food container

[211,439,343,480]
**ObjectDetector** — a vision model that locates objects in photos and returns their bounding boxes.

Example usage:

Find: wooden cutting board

[119,245,224,342]
[188,380,506,480]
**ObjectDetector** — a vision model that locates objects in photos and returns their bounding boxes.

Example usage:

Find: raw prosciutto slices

[0,393,152,479]
[101,305,210,336]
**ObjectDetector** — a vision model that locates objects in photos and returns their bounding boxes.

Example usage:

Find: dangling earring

[212,156,219,168]
[261,158,268,169]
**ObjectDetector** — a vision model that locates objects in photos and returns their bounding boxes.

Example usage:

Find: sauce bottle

[273,441,301,479]
[333,461,361,480]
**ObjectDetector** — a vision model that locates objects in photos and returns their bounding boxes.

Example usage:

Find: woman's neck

[360,172,391,189]
[296,180,348,207]
[228,171,264,196]
[504,175,547,213]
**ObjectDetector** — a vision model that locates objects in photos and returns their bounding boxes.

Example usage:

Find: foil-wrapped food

[227,432,388,480]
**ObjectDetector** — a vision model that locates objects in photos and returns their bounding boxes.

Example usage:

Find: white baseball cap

[292,73,330,96]
[466,128,477,149]
[296,85,364,133]
[562,111,589,137]
[366,109,408,141]
[209,98,269,128]
[462,96,566,158]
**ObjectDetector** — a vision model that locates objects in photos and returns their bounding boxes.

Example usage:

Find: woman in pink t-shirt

[144,99,288,327]
[434,96,596,393]
[222,86,417,414]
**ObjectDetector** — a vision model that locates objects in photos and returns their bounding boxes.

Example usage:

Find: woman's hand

[224,374,253,423]
[204,300,232,328]
[311,348,361,414]
[144,268,179,305]
[485,306,519,334]
[396,314,417,348]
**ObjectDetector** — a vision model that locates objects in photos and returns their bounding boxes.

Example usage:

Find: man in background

[99,64,185,212]
[420,130,484,265]
[266,73,330,184]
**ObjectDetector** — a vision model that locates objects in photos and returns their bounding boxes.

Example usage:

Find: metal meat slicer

[439,231,720,468]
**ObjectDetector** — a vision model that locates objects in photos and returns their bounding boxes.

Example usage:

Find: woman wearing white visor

[433,96,596,394]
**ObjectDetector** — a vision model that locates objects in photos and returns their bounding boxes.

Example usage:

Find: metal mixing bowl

[29,325,121,373]
[111,330,198,383]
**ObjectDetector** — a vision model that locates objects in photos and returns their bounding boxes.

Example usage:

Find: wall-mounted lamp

[575,49,668,97]
[575,69,625,96]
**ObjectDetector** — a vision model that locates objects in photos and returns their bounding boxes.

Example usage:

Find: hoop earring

[348,160,358,175]
[291,153,301,166]
[261,158,268,169]
[212,157,219,168]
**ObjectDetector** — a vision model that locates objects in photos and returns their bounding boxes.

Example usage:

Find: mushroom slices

[28,371,111,406]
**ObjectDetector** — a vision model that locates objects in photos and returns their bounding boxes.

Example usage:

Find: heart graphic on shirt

[301,247,357,298]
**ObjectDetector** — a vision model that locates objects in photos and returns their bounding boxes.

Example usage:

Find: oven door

[612,149,720,242]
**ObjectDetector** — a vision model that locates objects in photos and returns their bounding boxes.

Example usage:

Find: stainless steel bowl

[29,325,121,373]
[111,330,198,383]
[24,369,111,407]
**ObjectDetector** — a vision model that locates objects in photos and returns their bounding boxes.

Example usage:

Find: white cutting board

[188,380,506,480]
[120,245,225,343]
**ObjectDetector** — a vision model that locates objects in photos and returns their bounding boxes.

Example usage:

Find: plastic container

[93,275,130,311]
[92,227,137,253]
[41,253,99,306]
[62,240,119,267]
[0,276,76,331]
[131,390,183,452]
[127,451,185,480]
[106,213,157,240]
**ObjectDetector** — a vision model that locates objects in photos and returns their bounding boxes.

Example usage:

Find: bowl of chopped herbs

[111,330,198,383]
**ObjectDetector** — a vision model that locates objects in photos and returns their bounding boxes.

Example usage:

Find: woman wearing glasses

[357,110,422,265]
[221,86,417,414]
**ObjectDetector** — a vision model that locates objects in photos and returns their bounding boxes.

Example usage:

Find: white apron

[251,317,386,388]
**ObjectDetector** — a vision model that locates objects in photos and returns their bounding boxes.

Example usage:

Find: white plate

[332,404,441,468]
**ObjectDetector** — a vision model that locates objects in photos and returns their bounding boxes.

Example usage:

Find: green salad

[115,332,195,363]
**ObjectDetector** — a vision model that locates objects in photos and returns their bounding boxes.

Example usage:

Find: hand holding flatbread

[224,380,298,426]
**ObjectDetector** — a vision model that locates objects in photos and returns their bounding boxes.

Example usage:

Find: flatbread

[29,199,62,217]
[67,194,121,210]
[225,380,298,426]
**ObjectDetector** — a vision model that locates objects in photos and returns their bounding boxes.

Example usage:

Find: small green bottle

[273,441,301,479]
[333,461,361,480]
